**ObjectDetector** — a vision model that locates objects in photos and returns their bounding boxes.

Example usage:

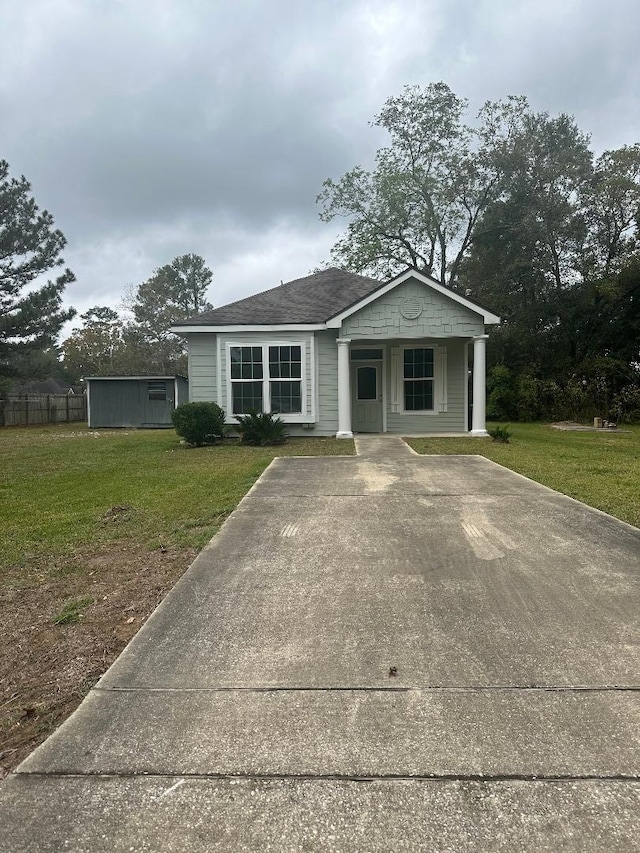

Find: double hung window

[230,347,263,414]
[403,348,434,411]
[229,343,304,416]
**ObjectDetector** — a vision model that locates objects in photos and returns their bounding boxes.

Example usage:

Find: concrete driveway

[1,436,639,851]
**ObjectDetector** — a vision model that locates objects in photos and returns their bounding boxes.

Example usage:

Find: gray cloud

[1,0,639,325]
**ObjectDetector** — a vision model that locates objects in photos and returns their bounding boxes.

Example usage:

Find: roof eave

[171,323,328,334]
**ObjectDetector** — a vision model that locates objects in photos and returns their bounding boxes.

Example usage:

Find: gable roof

[172,266,500,331]
[175,268,382,327]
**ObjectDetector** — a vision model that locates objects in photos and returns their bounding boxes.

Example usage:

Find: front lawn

[406,422,640,529]
[0,425,354,776]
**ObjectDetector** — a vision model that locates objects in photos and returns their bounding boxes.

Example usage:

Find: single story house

[85,376,189,428]
[171,267,499,437]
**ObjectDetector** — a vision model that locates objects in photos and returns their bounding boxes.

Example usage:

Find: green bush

[172,402,226,446]
[486,365,517,421]
[235,411,287,446]
[488,424,512,443]
[610,384,640,423]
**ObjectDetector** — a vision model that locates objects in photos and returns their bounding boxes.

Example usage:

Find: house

[171,267,499,437]
[85,376,189,428]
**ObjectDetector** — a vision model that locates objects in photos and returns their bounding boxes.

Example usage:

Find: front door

[352,362,383,432]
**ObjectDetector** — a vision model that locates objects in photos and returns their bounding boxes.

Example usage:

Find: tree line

[318,83,640,422]
[0,155,213,391]
[2,81,639,421]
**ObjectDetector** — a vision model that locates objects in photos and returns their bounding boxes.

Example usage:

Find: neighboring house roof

[171,266,500,331]
[10,379,83,395]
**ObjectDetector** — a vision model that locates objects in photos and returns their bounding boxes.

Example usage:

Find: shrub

[172,402,226,446]
[610,384,640,424]
[488,424,512,443]
[486,365,517,421]
[235,411,287,446]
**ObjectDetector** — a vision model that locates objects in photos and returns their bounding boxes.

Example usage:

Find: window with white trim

[228,343,305,417]
[403,348,434,411]
[230,346,263,413]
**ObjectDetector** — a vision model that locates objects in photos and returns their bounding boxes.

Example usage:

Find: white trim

[397,344,439,416]
[86,380,92,427]
[172,323,326,334]
[173,377,179,408]
[309,333,317,423]
[215,334,222,407]
[464,340,470,432]
[336,337,352,438]
[438,345,448,413]
[390,346,400,413]
[225,340,310,423]
[382,344,388,433]
[326,269,500,327]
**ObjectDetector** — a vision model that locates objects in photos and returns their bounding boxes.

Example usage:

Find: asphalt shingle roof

[177,268,384,326]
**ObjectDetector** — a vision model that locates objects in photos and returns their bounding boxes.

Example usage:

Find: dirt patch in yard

[0,543,197,778]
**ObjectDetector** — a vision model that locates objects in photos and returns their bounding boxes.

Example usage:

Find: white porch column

[471,334,489,436]
[336,337,353,438]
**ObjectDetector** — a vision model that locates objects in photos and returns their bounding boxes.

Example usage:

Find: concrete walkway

[2,436,640,851]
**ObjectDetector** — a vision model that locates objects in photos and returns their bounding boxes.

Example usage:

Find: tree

[582,145,640,278]
[127,254,213,374]
[61,306,125,381]
[317,83,529,284]
[0,159,75,384]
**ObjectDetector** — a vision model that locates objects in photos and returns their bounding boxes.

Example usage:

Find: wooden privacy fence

[0,394,87,427]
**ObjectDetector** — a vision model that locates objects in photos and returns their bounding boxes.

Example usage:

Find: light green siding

[314,329,339,434]
[384,338,468,433]
[342,277,483,339]
[185,333,217,402]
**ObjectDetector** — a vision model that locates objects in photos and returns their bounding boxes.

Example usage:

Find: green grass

[406,422,640,529]
[51,595,95,625]
[0,425,354,576]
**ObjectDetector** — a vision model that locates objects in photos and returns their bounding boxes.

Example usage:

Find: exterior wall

[313,329,339,435]
[342,277,484,340]
[384,338,468,433]
[185,333,217,402]
[88,379,177,428]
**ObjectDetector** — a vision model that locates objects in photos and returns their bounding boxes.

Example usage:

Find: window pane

[231,346,263,379]
[232,381,263,414]
[404,348,433,379]
[404,380,433,411]
[148,380,167,401]
[357,366,377,400]
[269,345,301,380]
[270,380,302,414]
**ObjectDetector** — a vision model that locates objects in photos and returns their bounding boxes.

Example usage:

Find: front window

[229,344,304,416]
[230,346,263,414]
[269,346,302,413]
[403,348,434,411]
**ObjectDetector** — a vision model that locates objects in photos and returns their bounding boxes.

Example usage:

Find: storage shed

[85,376,189,428]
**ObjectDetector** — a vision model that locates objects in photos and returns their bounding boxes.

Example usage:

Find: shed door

[143,380,174,426]
[352,363,383,433]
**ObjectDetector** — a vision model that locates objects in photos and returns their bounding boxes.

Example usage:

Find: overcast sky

[2,0,639,334]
